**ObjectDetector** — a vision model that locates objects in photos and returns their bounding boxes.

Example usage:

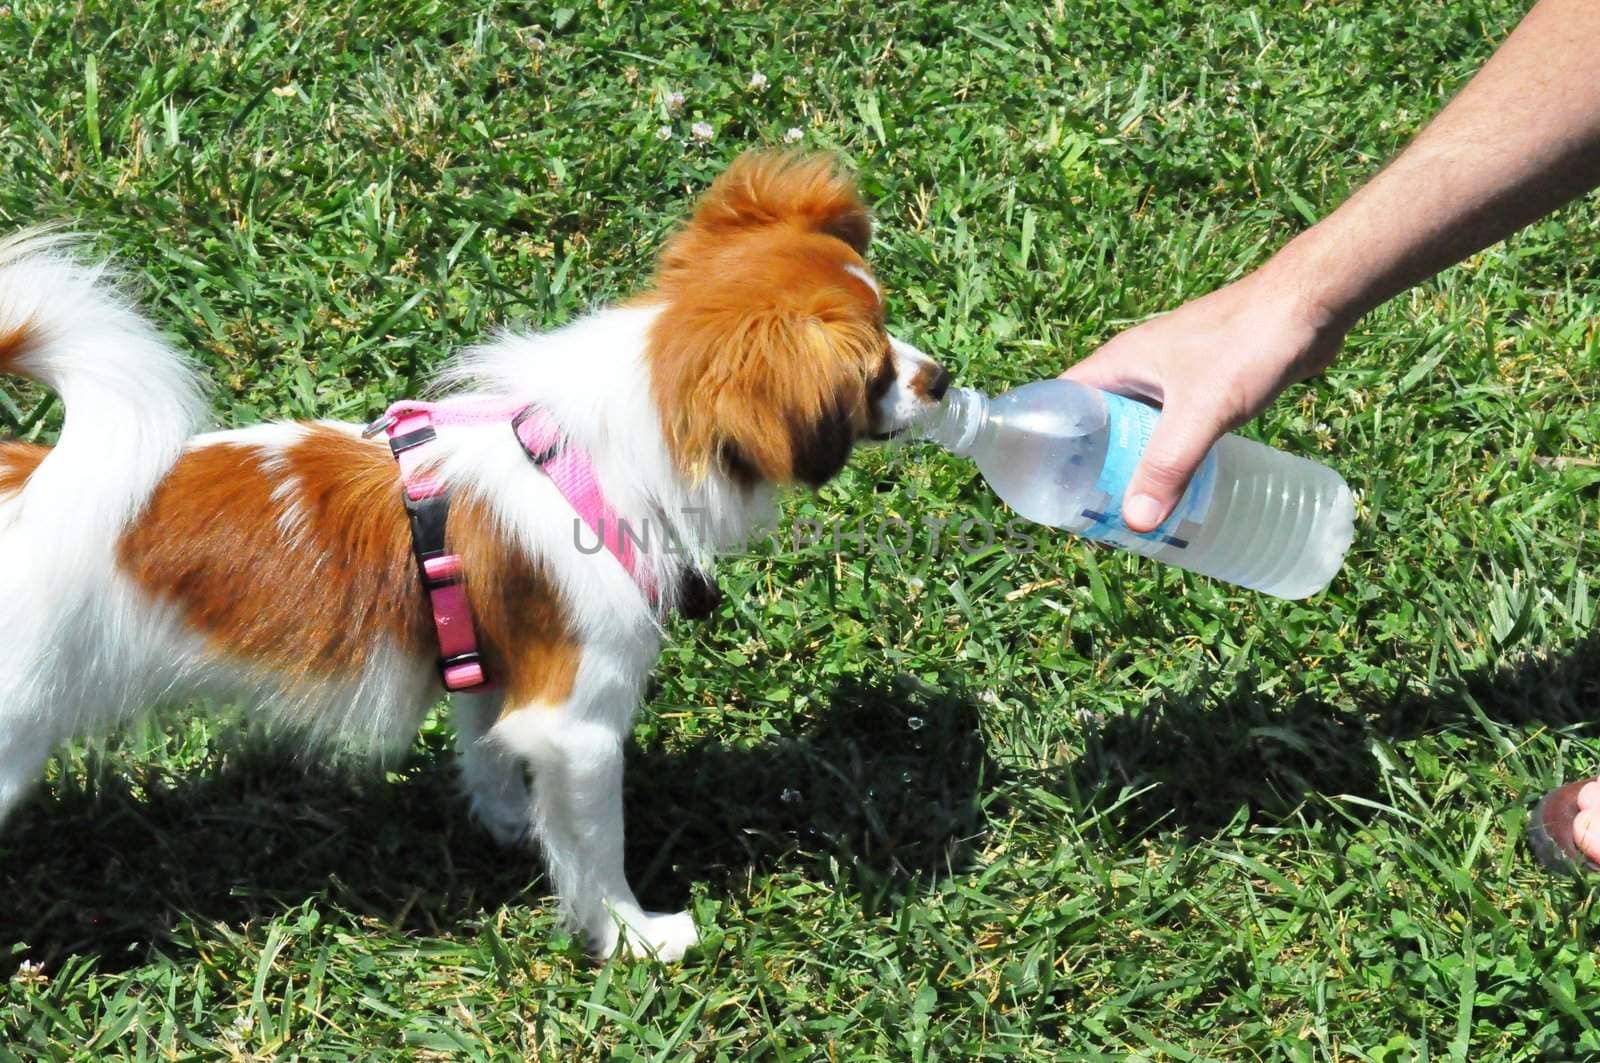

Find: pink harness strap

[376,407,488,691]
[370,397,657,692]
[511,407,658,604]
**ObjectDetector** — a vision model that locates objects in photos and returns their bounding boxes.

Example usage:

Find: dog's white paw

[601,910,700,962]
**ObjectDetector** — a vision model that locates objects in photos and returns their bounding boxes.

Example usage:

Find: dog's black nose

[926,364,952,402]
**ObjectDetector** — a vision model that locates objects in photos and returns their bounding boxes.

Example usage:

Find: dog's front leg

[491,704,697,962]
[452,691,535,846]
[0,722,56,830]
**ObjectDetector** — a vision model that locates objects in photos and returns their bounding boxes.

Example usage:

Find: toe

[597,911,700,962]
[630,912,699,962]
[1577,780,1600,812]
[1575,810,1600,867]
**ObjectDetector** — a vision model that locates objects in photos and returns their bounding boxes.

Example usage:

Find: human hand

[1061,270,1348,531]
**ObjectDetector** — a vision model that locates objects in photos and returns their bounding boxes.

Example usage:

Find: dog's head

[646,152,948,487]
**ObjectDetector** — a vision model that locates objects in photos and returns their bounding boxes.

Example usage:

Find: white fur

[844,263,881,303]
[0,231,207,825]
[0,235,943,963]
[881,334,945,429]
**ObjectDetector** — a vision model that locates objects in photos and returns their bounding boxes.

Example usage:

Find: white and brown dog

[0,153,949,959]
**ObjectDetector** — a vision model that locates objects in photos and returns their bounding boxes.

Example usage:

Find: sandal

[1528,778,1600,875]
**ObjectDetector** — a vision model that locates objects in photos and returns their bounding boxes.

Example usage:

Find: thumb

[1122,397,1225,533]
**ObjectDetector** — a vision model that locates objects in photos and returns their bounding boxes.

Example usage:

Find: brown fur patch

[0,320,35,373]
[659,152,872,261]
[0,442,48,497]
[645,152,889,485]
[910,360,951,402]
[119,426,581,705]
[448,495,583,709]
[118,431,430,680]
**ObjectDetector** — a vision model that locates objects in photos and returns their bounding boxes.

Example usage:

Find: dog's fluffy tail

[0,232,205,815]
[0,229,205,543]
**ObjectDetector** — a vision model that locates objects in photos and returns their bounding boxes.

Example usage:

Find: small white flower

[783,126,804,144]
[12,959,47,987]
[656,125,673,141]
[224,1012,255,1043]
[907,715,926,731]
[781,788,802,804]
[665,90,685,112]
[748,71,769,91]
[691,121,714,142]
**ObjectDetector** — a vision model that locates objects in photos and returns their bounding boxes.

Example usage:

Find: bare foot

[1529,777,1600,873]
[1573,781,1600,866]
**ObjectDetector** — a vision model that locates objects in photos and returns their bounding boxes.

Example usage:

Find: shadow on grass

[4,636,1594,974]
[0,676,993,974]
[1061,632,1600,844]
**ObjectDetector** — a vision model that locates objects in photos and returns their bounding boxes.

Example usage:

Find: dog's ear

[646,151,883,486]
[649,294,880,486]
[784,394,855,487]
[710,381,855,488]
[657,152,871,272]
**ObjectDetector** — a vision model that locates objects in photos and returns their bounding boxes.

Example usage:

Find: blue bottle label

[1080,392,1216,552]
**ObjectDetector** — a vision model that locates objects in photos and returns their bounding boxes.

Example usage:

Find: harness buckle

[420,553,464,589]
[440,652,486,691]
[387,425,438,456]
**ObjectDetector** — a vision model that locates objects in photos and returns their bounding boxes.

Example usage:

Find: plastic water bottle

[915,379,1356,599]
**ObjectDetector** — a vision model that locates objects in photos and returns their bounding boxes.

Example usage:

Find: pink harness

[367,398,656,692]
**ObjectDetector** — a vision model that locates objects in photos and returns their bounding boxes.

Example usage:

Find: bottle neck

[914,386,989,457]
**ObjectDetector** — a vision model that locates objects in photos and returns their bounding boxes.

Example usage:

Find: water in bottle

[914,379,1355,599]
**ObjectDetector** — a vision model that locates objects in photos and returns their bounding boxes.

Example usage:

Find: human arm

[1063,0,1600,532]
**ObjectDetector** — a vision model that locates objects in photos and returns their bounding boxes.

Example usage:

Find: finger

[1060,332,1164,403]
[1122,399,1226,532]
[1058,351,1124,391]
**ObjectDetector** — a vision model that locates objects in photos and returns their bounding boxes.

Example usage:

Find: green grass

[3,0,1599,1058]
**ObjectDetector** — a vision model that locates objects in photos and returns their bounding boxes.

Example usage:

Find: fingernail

[1124,493,1164,530]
